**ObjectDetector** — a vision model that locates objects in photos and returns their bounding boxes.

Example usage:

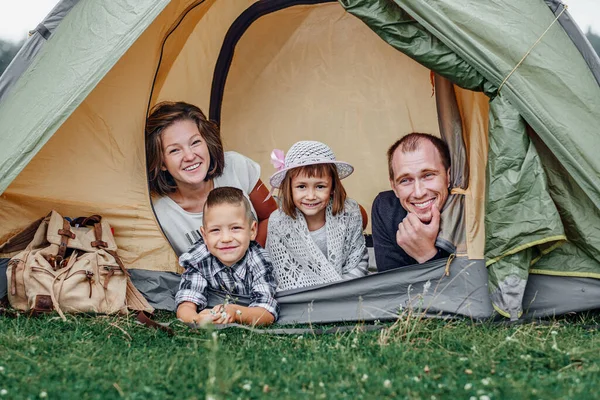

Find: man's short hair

[203,187,254,225]
[387,133,451,180]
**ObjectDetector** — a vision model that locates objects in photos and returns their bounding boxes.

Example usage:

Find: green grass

[0,312,598,400]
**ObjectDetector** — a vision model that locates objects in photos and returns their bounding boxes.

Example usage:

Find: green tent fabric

[0,0,169,194]
[341,0,600,319]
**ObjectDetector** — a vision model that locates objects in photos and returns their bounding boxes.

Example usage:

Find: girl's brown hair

[146,101,225,196]
[279,163,347,218]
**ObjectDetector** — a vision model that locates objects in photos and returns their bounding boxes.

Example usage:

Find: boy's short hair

[279,164,347,218]
[387,133,451,181]
[203,187,254,225]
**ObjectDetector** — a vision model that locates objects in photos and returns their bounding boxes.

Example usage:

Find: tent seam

[485,235,567,267]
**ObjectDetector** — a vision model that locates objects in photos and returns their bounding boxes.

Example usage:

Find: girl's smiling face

[291,170,332,230]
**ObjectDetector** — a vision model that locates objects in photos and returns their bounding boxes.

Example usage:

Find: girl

[266,141,369,291]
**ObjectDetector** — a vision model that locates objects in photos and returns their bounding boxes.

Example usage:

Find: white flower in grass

[551,330,558,336]
[481,378,491,386]
[479,396,491,400]
[412,376,421,383]
[39,392,48,398]
[464,383,473,390]
[319,382,324,388]
[459,357,468,362]
[281,357,287,363]
[361,374,368,382]
[423,280,431,295]
[0,389,6,396]
[505,336,517,343]
[242,382,252,391]
[383,380,392,388]
[469,397,477,400]
[0,367,4,373]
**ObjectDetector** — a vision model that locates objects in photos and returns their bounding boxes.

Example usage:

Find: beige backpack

[2,211,153,320]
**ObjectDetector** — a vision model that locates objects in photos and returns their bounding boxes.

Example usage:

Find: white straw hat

[269,141,354,188]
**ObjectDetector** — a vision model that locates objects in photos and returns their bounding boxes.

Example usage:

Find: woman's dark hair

[146,101,225,196]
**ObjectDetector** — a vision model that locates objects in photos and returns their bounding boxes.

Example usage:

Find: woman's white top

[267,198,369,291]
[153,151,260,255]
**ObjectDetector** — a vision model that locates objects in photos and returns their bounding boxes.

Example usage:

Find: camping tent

[1,0,599,323]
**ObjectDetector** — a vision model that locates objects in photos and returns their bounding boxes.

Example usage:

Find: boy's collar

[212,242,258,275]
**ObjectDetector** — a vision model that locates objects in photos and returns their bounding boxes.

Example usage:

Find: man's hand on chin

[396,204,441,264]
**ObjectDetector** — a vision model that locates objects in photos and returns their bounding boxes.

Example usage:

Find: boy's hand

[195,309,219,324]
[210,304,236,324]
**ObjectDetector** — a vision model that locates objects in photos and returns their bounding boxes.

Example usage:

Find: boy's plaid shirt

[176,240,279,319]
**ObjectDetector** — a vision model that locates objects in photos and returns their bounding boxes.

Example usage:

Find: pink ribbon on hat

[270,149,285,171]
[264,149,285,202]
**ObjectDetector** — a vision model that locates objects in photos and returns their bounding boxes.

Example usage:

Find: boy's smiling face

[201,202,257,266]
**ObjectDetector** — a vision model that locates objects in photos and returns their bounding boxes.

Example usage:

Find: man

[371,133,451,272]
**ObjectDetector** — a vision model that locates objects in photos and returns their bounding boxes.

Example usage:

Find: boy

[175,187,279,326]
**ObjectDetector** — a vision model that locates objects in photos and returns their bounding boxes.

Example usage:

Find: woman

[146,101,276,255]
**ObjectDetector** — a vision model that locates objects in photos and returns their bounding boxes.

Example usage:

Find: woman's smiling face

[160,119,211,188]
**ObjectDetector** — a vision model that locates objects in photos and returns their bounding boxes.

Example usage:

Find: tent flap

[339,0,496,96]
[486,95,566,319]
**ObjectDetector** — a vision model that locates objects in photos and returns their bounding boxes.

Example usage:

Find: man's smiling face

[390,140,450,223]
